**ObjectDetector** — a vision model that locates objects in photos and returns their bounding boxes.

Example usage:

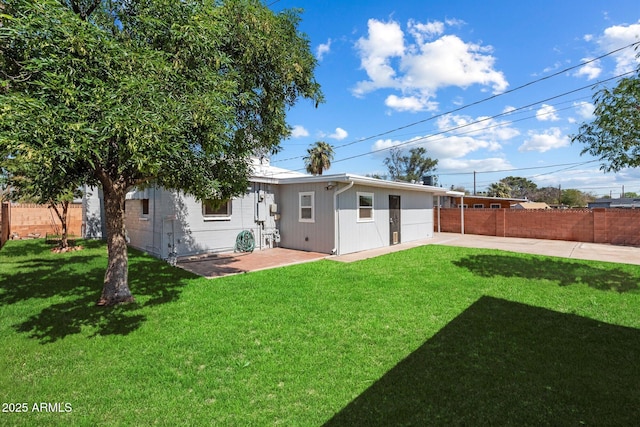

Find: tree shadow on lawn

[452,253,639,293]
[324,296,640,426]
[1,241,197,343]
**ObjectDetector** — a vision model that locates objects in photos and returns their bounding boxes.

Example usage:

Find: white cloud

[291,125,309,138]
[592,21,640,75]
[353,18,508,111]
[407,19,445,45]
[438,157,512,173]
[519,128,570,153]
[371,113,519,160]
[436,114,520,142]
[353,19,405,96]
[316,39,332,61]
[400,35,508,94]
[329,127,348,140]
[535,104,560,122]
[574,58,602,80]
[385,94,438,112]
[573,101,595,120]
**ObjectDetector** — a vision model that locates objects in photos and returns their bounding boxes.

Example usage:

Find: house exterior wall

[124,183,279,259]
[335,185,434,255]
[448,196,521,209]
[83,186,106,239]
[276,182,335,254]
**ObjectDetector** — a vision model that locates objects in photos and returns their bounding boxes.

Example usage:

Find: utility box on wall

[256,203,267,222]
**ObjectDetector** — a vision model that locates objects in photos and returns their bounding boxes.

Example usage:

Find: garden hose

[234,230,255,253]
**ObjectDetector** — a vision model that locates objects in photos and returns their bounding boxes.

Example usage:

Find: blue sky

[268,0,640,197]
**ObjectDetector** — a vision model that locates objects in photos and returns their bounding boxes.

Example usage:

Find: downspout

[460,195,465,235]
[332,180,354,255]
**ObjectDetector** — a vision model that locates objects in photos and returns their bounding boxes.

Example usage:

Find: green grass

[1,239,639,426]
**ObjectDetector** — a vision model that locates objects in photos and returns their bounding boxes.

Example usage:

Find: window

[299,192,314,222]
[142,199,149,215]
[357,192,374,221]
[490,203,501,209]
[473,204,484,209]
[203,199,232,220]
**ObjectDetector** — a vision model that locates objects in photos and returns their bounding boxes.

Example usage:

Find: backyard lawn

[1,239,639,426]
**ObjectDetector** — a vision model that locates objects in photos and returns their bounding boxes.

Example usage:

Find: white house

[83,158,461,259]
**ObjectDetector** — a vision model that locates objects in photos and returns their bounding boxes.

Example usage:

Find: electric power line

[273,40,640,165]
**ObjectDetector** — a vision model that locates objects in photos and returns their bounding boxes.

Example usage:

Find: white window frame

[473,204,484,209]
[490,203,501,209]
[299,191,315,223]
[203,199,232,221]
[357,192,374,222]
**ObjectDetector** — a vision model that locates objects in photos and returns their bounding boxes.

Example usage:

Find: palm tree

[304,141,334,175]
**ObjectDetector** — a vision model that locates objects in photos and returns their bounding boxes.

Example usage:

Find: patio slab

[177,247,328,278]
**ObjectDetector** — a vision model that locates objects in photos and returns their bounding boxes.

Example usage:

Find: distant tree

[561,189,595,207]
[531,186,562,205]
[0,0,322,305]
[304,141,334,175]
[384,147,438,182]
[572,64,639,171]
[623,191,639,198]
[487,181,511,198]
[500,176,538,199]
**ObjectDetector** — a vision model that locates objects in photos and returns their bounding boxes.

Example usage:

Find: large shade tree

[573,65,640,172]
[0,0,323,305]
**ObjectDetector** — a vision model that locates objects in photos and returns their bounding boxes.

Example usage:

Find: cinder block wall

[435,208,640,246]
[5,203,83,238]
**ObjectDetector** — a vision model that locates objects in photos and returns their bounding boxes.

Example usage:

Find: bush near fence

[435,208,640,246]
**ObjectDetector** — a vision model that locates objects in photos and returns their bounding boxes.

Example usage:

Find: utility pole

[558,184,561,205]
[473,171,476,195]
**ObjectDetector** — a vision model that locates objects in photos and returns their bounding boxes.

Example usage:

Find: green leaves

[573,71,640,172]
[304,141,335,175]
[384,147,438,182]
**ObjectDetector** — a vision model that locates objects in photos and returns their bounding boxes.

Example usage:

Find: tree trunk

[49,201,69,249]
[97,180,134,306]
[60,202,68,249]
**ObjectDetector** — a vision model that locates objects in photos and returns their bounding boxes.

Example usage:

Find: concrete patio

[177,247,328,278]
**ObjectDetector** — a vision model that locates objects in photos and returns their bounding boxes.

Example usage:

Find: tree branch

[68,0,101,20]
